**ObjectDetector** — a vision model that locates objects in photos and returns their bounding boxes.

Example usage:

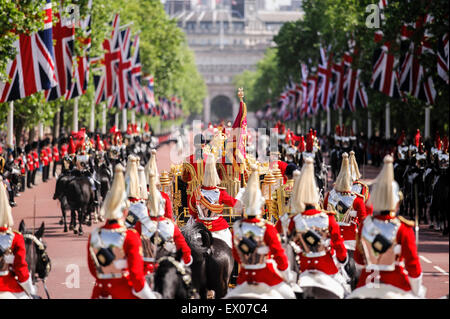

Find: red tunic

[288,209,347,275]
[60,144,68,157]
[52,146,60,162]
[32,151,39,170]
[26,154,34,171]
[354,214,422,292]
[0,227,31,293]
[233,218,288,286]
[40,150,48,167]
[46,146,52,162]
[188,186,237,232]
[135,216,192,274]
[323,191,368,243]
[87,221,146,299]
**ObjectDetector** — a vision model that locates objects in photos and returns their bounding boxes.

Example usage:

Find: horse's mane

[181,222,213,259]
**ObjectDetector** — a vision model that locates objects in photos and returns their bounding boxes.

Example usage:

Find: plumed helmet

[144,149,158,185]
[334,152,352,192]
[241,165,264,217]
[368,155,402,214]
[147,171,165,217]
[138,166,148,200]
[125,155,140,200]
[290,157,319,214]
[202,153,221,187]
[349,151,361,181]
[68,136,76,155]
[0,177,13,228]
[100,164,127,220]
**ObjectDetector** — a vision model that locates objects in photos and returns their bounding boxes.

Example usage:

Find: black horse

[430,168,449,235]
[64,173,95,235]
[153,252,198,299]
[53,173,72,232]
[181,222,234,299]
[18,220,52,299]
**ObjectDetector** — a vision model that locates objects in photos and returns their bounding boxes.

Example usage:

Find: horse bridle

[23,233,51,299]
[157,256,197,299]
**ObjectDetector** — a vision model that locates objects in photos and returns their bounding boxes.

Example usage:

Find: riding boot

[229,261,239,287]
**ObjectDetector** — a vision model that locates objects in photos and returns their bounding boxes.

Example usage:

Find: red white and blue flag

[1,0,57,103]
[318,46,334,111]
[437,33,449,84]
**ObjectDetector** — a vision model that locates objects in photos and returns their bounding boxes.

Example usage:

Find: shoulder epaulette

[354,192,365,199]
[398,216,415,227]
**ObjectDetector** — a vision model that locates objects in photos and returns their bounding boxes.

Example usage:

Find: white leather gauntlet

[19,276,36,297]
[133,282,157,299]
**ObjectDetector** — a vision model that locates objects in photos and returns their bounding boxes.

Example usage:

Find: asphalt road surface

[9,146,449,299]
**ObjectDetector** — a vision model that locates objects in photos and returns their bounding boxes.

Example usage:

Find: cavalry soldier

[125,167,192,281]
[323,152,368,252]
[188,153,238,249]
[145,150,173,220]
[349,151,373,216]
[87,164,156,299]
[0,177,36,299]
[25,144,34,189]
[181,133,208,196]
[288,157,349,299]
[348,155,425,299]
[225,165,296,299]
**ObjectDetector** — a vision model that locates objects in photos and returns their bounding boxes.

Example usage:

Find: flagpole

[424,107,431,139]
[102,103,106,135]
[39,122,44,140]
[7,101,14,148]
[90,100,95,133]
[338,109,343,127]
[122,108,127,132]
[368,110,372,139]
[385,103,390,139]
[326,107,331,135]
[115,112,119,130]
[352,119,357,135]
[73,97,79,132]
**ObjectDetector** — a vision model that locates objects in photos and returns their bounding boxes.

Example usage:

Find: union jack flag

[318,46,334,111]
[93,71,107,105]
[370,34,401,98]
[101,14,121,97]
[142,76,155,115]
[66,0,92,100]
[45,10,75,101]
[300,63,309,118]
[128,34,144,112]
[437,33,449,84]
[116,27,133,109]
[1,0,57,103]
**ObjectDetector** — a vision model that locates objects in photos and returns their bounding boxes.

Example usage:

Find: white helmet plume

[138,165,148,200]
[0,177,13,228]
[334,152,352,192]
[291,157,320,214]
[241,165,264,217]
[349,151,361,181]
[368,155,401,213]
[147,170,164,217]
[202,153,221,187]
[100,164,127,220]
[126,156,140,199]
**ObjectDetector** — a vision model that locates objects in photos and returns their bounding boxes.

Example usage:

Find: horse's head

[154,254,197,299]
[19,220,51,283]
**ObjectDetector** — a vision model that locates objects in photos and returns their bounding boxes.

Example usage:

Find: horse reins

[23,233,51,299]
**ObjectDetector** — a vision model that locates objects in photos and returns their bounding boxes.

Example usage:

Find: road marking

[419,255,432,264]
[433,266,449,275]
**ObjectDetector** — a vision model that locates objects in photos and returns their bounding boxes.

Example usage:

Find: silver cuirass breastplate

[0,231,15,276]
[89,227,127,279]
[292,212,331,258]
[233,220,269,269]
[351,183,362,195]
[360,216,401,271]
[140,219,176,262]
[125,202,148,228]
[327,189,357,225]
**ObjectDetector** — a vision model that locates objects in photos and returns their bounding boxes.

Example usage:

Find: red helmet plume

[306,131,314,152]
[298,136,305,152]
[96,135,103,152]
[68,136,76,155]
[397,130,406,145]
[415,129,421,148]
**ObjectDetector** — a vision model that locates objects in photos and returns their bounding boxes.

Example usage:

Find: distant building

[168,0,303,123]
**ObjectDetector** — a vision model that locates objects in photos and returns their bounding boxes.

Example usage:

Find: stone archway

[210,95,234,122]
